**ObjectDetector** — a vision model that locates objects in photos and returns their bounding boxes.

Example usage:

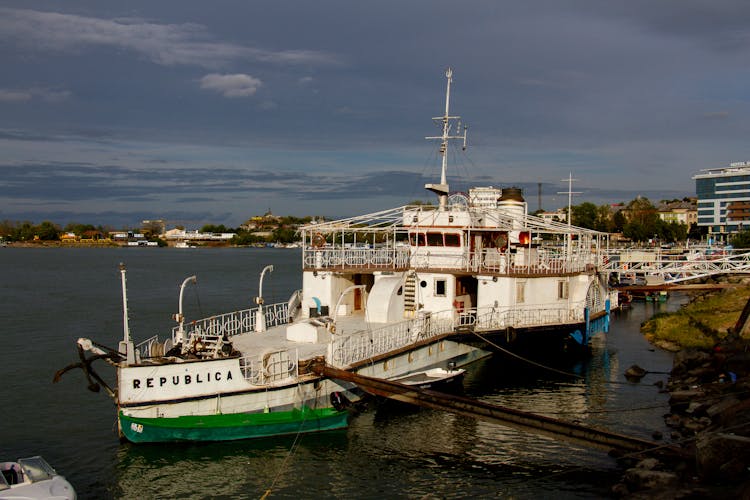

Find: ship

[62,68,614,443]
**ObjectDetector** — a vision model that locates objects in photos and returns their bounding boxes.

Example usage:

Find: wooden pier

[312,362,686,458]
[614,283,735,293]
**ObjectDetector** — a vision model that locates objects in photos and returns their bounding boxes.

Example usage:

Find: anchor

[53,343,120,399]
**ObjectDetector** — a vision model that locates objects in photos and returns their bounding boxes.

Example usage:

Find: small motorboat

[0,456,76,499]
[390,367,466,389]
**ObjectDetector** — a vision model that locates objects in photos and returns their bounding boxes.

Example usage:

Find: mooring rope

[260,385,320,499]
[470,330,665,388]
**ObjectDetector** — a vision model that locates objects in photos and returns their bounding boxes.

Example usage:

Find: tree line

[0,199,716,245]
[0,217,315,245]
[551,196,706,243]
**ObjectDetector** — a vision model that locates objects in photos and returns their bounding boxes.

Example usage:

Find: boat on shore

[0,456,76,499]
[60,69,614,443]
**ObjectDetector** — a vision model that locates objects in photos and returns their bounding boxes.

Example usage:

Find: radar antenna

[425,68,469,210]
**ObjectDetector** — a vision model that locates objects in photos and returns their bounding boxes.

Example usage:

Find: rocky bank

[613,334,750,498]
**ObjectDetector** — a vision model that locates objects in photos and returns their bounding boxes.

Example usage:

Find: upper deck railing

[303,245,601,275]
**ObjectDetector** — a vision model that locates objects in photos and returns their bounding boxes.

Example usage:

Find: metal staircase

[403,273,417,317]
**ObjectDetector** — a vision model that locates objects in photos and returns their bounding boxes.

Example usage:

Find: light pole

[173,275,197,349]
[255,265,274,332]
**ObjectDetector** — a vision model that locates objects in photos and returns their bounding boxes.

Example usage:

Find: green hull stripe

[119,407,348,443]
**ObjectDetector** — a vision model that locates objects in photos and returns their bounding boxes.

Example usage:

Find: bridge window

[444,233,461,247]
[409,233,427,246]
[426,232,444,246]
[410,231,462,247]
[435,279,447,297]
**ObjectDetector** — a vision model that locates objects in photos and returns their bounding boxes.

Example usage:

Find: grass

[641,285,750,349]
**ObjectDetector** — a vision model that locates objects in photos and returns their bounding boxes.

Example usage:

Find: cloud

[0,8,340,69]
[702,111,730,120]
[0,90,32,102]
[200,73,262,98]
[0,87,71,103]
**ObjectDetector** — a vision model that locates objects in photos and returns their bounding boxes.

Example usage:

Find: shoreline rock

[613,335,750,497]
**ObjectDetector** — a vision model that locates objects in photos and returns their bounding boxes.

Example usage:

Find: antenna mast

[557,173,582,254]
[425,68,468,210]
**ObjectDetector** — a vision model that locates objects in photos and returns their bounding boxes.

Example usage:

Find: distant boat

[0,456,76,499]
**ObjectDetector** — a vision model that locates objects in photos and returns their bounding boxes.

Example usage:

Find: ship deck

[229,312,373,362]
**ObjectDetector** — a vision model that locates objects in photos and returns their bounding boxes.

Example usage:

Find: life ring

[312,233,326,248]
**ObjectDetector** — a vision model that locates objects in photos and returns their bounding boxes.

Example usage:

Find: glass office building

[694,161,750,239]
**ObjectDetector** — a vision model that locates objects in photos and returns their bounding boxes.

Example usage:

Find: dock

[614,283,735,293]
[312,362,686,458]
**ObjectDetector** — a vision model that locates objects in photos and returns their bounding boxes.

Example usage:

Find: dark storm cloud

[0,1,747,225]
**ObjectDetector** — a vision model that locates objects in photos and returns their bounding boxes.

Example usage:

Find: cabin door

[353,274,374,311]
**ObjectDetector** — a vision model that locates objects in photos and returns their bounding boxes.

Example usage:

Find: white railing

[135,335,159,360]
[238,348,299,386]
[170,301,291,343]
[303,247,411,269]
[327,302,586,368]
[473,303,585,331]
[328,310,454,367]
[603,249,750,283]
[304,245,600,275]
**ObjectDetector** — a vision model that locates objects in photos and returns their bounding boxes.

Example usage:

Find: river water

[0,247,681,499]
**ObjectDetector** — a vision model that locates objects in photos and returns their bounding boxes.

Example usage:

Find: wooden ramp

[312,362,685,458]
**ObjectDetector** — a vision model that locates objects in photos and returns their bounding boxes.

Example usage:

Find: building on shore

[694,162,750,240]
[163,228,236,243]
[657,200,697,226]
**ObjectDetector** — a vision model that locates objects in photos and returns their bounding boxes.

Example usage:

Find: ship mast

[425,67,468,210]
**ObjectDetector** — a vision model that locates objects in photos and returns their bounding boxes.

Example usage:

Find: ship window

[426,232,443,246]
[397,286,403,296]
[420,280,427,288]
[558,280,568,299]
[516,281,526,303]
[435,279,447,296]
[444,233,460,247]
[409,233,427,246]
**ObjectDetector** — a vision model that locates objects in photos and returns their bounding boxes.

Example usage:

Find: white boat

[64,68,614,443]
[391,367,466,389]
[0,456,76,499]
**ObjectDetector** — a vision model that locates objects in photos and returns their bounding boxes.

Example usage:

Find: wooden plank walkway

[614,283,735,292]
[312,362,687,458]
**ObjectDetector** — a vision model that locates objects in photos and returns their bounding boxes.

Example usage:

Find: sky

[2,1,750,228]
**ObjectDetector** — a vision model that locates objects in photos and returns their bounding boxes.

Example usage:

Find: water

[0,247,681,498]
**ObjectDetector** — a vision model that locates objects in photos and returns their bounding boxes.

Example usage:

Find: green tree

[612,211,627,233]
[201,224,231,233]
[272,227,297,243]
[623,197,659,242]
[688,223,707,241]
[35,221,61,240]
[571,202,599,230]
[731,229,750,248]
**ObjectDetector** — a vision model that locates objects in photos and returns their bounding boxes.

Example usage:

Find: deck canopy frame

[299,203,610,271]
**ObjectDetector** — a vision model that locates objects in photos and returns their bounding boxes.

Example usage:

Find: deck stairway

[403,273,417,318]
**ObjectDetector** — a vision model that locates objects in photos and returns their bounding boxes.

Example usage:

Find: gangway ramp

[312,362,685,458]
[604,249,750,284]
